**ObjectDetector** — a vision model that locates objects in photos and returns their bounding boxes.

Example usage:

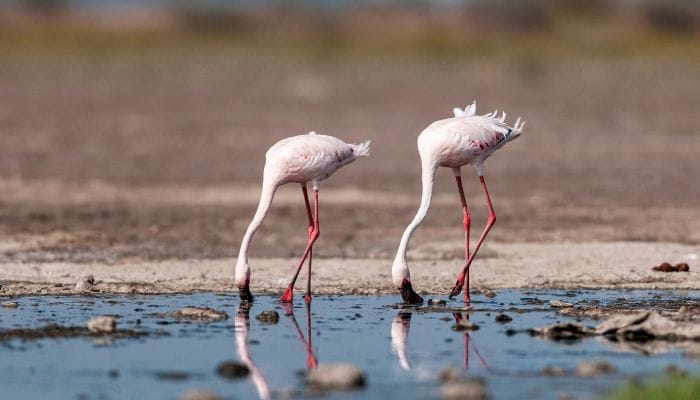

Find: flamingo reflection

[235,304,271,400]
[453,312,490,371]
[390,311,490,372]
[282,302,318,369]
[235,302,318,400]
[391,312,413,371]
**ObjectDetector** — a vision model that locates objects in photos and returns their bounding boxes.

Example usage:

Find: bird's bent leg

[280,189,320,303]
[301,185,315,305]
[449,176,496,305]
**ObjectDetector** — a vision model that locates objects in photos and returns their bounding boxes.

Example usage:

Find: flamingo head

[235,259,253,302]
[399,279,424,305]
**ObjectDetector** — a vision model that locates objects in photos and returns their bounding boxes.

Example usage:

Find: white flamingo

[392,101,524,305]
[235,131,371,303]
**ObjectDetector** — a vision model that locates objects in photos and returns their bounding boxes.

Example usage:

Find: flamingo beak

[448,282,462,299]
[400,279,424,304]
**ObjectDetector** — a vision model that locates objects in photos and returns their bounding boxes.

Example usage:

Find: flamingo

[235,131,371,304]
[392,101,524,305]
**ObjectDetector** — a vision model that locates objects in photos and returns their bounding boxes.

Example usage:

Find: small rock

[179,389,222,400]
[75,275,95,292]
[1,301,18,309]
[428,299,447,306]
[438,366,461,383]
[452,320,480,332]
[87,316,116,333]
[484,290,497,299]
[307,363,366,390]
[256,310,280,324]
[541,366,566,376]
[653,262,690,272]
[574,360,615,377]
[216,361,250,379]
[495,313,512,323]
[440,378,487,400]
[549,300,573,308]
[528,322,594,340]
[173,307,228,321]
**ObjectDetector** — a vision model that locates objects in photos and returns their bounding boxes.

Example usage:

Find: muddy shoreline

[1,242,697,296]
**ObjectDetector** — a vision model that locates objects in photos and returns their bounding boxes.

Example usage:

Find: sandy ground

[1,242,698,296]
[1,52,699,295]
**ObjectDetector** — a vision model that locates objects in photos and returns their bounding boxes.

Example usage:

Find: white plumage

[235,131,370,303]
[393,101,524,305]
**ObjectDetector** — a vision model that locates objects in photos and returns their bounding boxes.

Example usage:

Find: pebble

[653,262,690,272]
[494,313,512,323]
[428,299,447,306]
[1,301,18,309]
[172,307,228,321]
[451,320,480,332]
[256,310,280,324]
[307,363,366,390]
[87,316,117,333]
[541,365,566,376]
[549,300,573,308]
[574,360,615,377]
[216,361,250,379]
[179,389,222,400]
[440,378,487,400]
[438,366,461,383]
[484,290,497,298]
[75,275,96,292]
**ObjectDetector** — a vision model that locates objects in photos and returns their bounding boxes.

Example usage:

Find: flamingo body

[235,131,370,302]
[393,102,524,304]
[265,133,369,185]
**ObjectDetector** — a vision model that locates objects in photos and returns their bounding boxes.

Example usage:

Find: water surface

[1,290,698,399]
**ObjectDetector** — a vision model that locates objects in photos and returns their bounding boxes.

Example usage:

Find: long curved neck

[392,159,436,285]
[235,178,278,284]
[235,313,271,400]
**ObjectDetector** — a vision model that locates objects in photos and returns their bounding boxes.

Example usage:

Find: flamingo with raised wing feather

[235,131,370,304]
[392,101,524,305]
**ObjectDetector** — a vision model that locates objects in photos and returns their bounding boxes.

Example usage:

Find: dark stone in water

[307,363,366,390]
[256,310,280,324]
[495,313,513,323]
[216,361,250,379]
[451,320,480,332]
[528,322,594,341]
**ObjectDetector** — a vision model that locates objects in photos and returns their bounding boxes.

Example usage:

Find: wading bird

[235,132,371,304]
[392,102,524,305]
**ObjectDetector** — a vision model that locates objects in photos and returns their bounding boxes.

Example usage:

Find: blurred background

[0,0,698,264]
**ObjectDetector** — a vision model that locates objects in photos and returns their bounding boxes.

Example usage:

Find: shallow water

[1,290,698,400]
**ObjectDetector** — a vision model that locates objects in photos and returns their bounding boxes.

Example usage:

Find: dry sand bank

[1,242,697,296]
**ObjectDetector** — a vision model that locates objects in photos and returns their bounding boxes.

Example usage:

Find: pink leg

[285,302,318,369]
[304,302,317,369]
[300,185,315,305]
[454,174,472,304]
[449,176,496,305]
[280,188,320,303]
[454,175,472,261]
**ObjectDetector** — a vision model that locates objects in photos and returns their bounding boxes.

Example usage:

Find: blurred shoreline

[1,0,699,63]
